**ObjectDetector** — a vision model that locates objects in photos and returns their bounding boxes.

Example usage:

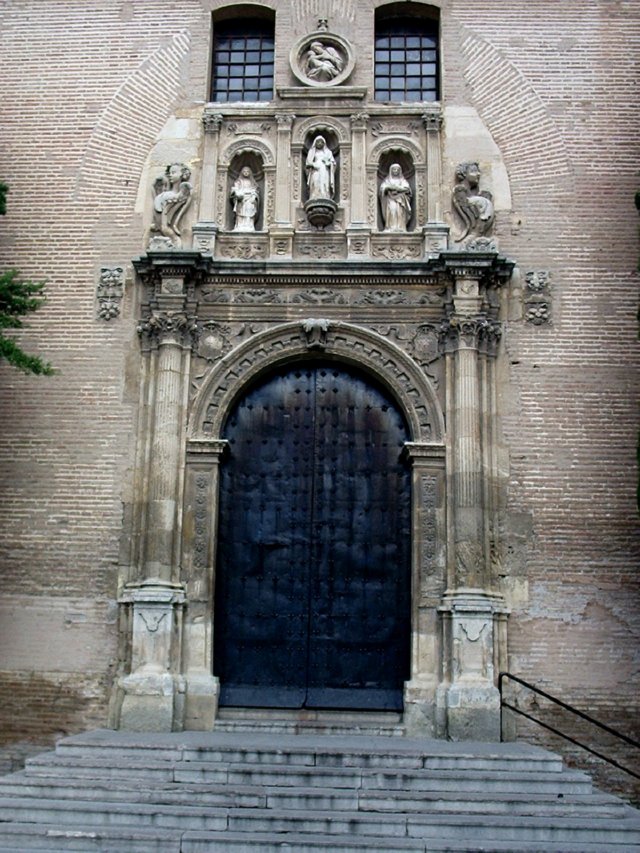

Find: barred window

[375,14,439,103]
[211,18,274,103]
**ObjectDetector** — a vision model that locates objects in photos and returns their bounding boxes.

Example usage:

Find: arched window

[375,4,439,103]
[210,13,275,102]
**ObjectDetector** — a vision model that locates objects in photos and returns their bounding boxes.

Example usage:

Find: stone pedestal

[439,589,506,741]
[119,580,186,731]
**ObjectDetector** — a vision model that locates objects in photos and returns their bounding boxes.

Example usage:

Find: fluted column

[139,311,196,582]
[437,275,506,741]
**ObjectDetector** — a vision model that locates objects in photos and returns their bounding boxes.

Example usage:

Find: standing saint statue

[305,136,336,201]
[230,166,260,232]
[379,163,412,232]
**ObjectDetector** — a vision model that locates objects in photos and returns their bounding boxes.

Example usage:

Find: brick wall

[0,0,638,799]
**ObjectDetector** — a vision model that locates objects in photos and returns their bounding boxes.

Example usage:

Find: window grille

[211,19,274,103]
[375,17,439,102]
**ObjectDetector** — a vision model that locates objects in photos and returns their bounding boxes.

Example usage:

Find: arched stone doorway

[214,358,412,711]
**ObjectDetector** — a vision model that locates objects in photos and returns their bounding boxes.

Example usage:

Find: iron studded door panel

[214,362,411,710]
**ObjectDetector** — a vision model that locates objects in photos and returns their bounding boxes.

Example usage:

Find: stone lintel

[119,578,186,607]
[403,442,446,465]
[277,86,368,100]
[439,588,508,614]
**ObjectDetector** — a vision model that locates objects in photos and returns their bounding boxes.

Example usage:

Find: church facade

[0,0,638,797]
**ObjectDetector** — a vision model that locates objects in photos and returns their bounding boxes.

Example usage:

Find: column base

[119,672,186,732]
[403,678,438,736]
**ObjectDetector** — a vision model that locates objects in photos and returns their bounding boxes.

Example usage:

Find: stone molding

[188,319,445,444]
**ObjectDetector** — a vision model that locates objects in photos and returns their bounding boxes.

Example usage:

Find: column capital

[202,111,223,134]
[422,110,443,132]
[350,112,369,130]
[137,310,198,350]
[275,112,295,129]
[438,315,502,354]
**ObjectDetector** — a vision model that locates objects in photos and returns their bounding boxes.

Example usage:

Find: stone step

[0,798,638,844]
[51,730,565,774]
[24,754,594,795]
[215,708,406,737]
[0,826,637,853]
[0,773,623,817]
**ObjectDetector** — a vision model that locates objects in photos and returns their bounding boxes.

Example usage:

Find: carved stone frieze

[356,289,408,305]
[291,288,347,304]
[225,121,274,137]
[216,237,267,261]
[193,473,211,571]
[97,266,125,320]
[370,120,421,138]
[234,289,283,304]
[371,242,421,262]
[421,475,437,580]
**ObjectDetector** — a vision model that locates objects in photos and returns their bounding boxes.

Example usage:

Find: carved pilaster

[349,112,368,226]
[199,111,224,224]
[97,266,125,320]
[423,108,445,229]
[274,112,295,225]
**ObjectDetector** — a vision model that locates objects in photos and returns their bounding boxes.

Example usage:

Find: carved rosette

[138,311,198,350]
[97,266,125,320]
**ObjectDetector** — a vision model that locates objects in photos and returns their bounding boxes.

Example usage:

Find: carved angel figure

[305,40,344,82]
[230,166,260,232]
[150,163,192,249]
[452,161,494,243]
[379,164,412,232]
[306,136,336,200]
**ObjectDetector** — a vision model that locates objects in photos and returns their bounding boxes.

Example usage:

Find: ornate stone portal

[115,21,516,741]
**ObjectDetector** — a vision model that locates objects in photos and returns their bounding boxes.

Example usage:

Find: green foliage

[0,269,54,375]
[0,182,54,376]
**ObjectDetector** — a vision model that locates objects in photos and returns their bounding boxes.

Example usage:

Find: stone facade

[0,0,638,800]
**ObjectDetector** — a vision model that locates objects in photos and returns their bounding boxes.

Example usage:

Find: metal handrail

[499,671,640,781]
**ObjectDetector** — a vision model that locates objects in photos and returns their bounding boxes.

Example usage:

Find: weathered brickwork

[0,0,638,800]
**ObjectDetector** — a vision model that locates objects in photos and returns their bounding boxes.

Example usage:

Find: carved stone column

[119,253,203,731]
[192,111,223,253]
[422,110,449,255]
[138,308,196,582]
[269,112,295,257]
[437,271,507,741]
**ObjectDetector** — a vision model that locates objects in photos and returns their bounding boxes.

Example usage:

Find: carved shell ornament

[290,22,355,88]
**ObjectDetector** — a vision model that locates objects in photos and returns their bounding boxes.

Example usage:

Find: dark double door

[214,361,411,710]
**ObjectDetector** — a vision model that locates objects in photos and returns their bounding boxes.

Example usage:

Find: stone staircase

[0,727,638,852]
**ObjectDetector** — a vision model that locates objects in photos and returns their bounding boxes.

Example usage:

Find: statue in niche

[379,164,412,232]
[452,161,495,246]
[305,41,344,82]
[230,166,260,232]
[149,163,192,250]
[306,136,336,200]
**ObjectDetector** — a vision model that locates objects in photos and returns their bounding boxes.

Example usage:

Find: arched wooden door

[214,360,411,710]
